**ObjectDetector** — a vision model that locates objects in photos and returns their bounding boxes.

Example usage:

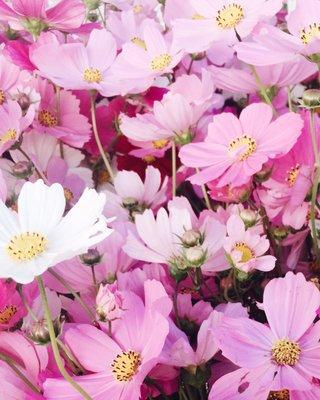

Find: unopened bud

[184,246,205,266]
[29,318,61,345]
[302,89,320,108]
[80,248,101,266]
[87,11,99,22]
[12,161,34,179]
[239,209,257,228]
[96,284,124,322]
[84,0,101,10]
[17,93,31,112]
[23,18,48,38]
[254,164,273,183]
[181,230,201,247]
[272,226,290,241]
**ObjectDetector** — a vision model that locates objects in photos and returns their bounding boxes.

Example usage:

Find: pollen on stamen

[268,390,290,400]
[233,242,255,263]
[216,3,244,29]
[131,37,147,50]
[271,338,301,366]
[7,232,48,262]
[110,350,141,382]
[0,305,18,324]
[300,22,320,44]
[0,128,17,145]
[150,54,172,72]
[152,139,169,149]
[0,89,5,105]
[38,109,58,128]
[83,68,103,83]
[285,164,300,187]
[228,135,257,161]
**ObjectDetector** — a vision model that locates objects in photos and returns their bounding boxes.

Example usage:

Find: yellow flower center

[131,37,147,50]
[0,305,18,324]
[268,390,290,400]
[228,135,257,161]
[133,4,143,13]
[63,188,74,202]
[0,129,17,145]
[150,54,172,72]
[216,3,244,29]
[272,339,301,366]
[7,232,47,262]
[152,139,169,149]
[111,350,141,382]
[0,89,5,105]
[233,242,254,262]
[300,23,320,44]
[83,68,102,83]
[286,164,300,187]
[38,110,58,128]
[143,155,156,163]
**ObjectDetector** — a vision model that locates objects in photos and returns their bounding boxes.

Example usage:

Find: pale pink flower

[0,100,34,156]
[103,166,168,222]
[179,103,303,186]
[224,214,276,273]
[104,0,158,16]
[172,0,282,52]
[0,0,85,33]
[112,23,184,94]
[124,197,226,272]
[31,29,121,95]
[96,283,124,321]
[214,272,320,393]
[33,78,91,148]
[44,280,171,400]
[0,54,22,105]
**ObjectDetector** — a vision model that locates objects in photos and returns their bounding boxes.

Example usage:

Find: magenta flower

[214,272,320,392]
[179,103,303,187]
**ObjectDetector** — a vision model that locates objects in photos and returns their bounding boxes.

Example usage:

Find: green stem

[0,352,42,394]
[250,65,277,115]
[90,91,114,182]
[57,339,85,374]
[172,140,177,198]
[196,168,212,210]
[36,276,93,400]
[309,109,320,262]
[17,147,47,182]
[49,269,97,322]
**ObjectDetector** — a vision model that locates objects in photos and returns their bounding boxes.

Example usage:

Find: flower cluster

[0,0,319,399]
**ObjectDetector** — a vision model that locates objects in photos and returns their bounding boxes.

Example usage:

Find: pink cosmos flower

[214,272,320,393]
[33,78,91,148]
[177,293,213,325]
[103,166,168,222]
[0,100,34,156]
[31,29,121,96]
[0,54,22,106]
[236,0,320,66]
[124,197,226,272]
[224,215,276,274]
[0,0,85,34]
[95,283,124,322]
[112,23,184,94]
[210,57,317,95]
[172,0,282,52]
[44,280,171,400]
[104,0,158,16]
[120,91,204,150]
[179,103,304,187]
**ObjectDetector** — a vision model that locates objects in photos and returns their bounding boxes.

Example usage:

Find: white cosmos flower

[0,180,113,284]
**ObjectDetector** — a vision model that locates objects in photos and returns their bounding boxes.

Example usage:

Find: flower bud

[29,318,61,345]
[122,197,139,209]
[23,18,48,38]
[302,89,320,108]
[184,246,206,266]
[87,11,99,22]
[84,0,101,10]
[174,130,194,145]
[272,226,290,241]
[239,209,257,228]
[12,161,34,179]
[254,163,273,183]
[80,248,101,266]
[96,284,124,322]
[181,230,201,247]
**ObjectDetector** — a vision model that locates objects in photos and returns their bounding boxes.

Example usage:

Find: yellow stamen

[216,3,244,29]
[111,351,141,382]
[150,54,172,72]
[152,139,169,150]
[286,164,300,187]
[0,89,5,105]
[233,242,255,262]
[300,23,320,44]
[7,232,47,262]
[0,128,17,145]
[268,390,290,400]
[83,68,102,83]
[131,37,147,50]
[38,110,58,128]
[228,135,257,161]
[133,4,143,14]
[0,305,18,324]
[272,339,301,366]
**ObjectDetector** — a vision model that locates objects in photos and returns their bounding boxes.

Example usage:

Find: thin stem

[57,339,86,374]
[309,109,320,262]
[196,168,212,210]
[173,282,181,328]
[0,352,42,394]
[287,86,293,111]
[250,65,277,116]
[18,285,38,322]
[172,140,177,198]
[49,269,96,322]
[17,147,47,182]
[36,276,93,400]
[90,91,114,182]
